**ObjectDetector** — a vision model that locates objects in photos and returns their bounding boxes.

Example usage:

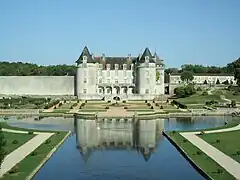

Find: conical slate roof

[76,46,95,64]
[154,52,164,66]
[138,47,155,63]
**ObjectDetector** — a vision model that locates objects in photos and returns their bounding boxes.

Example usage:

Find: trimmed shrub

[145,100,147,103]
[147,103,151,106]
[70,106,73,109]
[160,105,163,109]
[45,139,51,144]
[9,165,19,174]
[155,103,159,106]
[196,151,202,155]
[105,106,109,109]
[30,151,38,156]
[28,131,34,135]
[150,106,154,109]
[124,106,128,109]
[85,100,87,103]
[12,140,19,144]
[122,100,126,103]
[107,100,111,103]
[202,91,208,96]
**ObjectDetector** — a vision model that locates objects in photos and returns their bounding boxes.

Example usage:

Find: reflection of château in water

[74,118,164,162]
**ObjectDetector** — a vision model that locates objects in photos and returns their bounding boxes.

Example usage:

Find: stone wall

[0,76,75,96]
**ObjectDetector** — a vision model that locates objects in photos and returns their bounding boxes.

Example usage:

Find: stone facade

[170,74,236,85]
[76,46,165,100]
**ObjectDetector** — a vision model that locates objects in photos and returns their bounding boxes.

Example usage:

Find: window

[145,89,149,94]
[83,56,87,63]
[84,78,87,83]
[107,64,111,69]
[99,70,102,76]
[124,70,127,77]
[99,78,102,84]
[115,79,118,84]
[115,64,119,70]
[83,89,87,94]
[115,70,118,76]
[99,64,103,69]
[145,70,149,77]
[99,89,102,93]
[123,64,127,70]
[145,56,149,63]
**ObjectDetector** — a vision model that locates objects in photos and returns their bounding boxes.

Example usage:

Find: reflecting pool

[30,116,238,180]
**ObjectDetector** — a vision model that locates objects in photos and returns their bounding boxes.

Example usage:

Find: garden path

[180,124,240,179]
[0,128,54,177]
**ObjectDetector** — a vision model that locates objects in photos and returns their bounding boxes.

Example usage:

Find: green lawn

[3,132,35,154]
[0,122,68,180]
[52,109,70,113]
[200,130,240,163]
[178,94,225,104]
[2,132,67,180]
[167,132,235,180]
[79,109,107,112]
[126,109,154,112]
[163,109,183,113]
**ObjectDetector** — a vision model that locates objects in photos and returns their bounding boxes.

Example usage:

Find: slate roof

[76,46,95,64]
[138,47,155,63]
[154,52,164,66]
[76,46,163,69]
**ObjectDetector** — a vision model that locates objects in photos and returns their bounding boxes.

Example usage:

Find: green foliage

[222,80,229,85]
[0,126,6,167]
[196,87,202,91]
[180,71,194,82]
[203,80,208,84]
[0,62,76,76]
[216,78,220,84]
[172,100,187,109]
[231,100,236,108]
[156,71,160,81]
[202,91,208,96]
[174,84,196,98]
[233,58,240,86]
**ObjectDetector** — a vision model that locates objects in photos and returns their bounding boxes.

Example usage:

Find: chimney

[102,53,106,61]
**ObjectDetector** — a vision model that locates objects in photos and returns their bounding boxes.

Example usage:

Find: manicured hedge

[172,100,188,109]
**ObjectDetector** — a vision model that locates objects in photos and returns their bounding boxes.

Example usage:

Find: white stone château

[76,46,165,100]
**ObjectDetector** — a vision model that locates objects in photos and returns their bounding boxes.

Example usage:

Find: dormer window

[83,56,87,63]
[107,64,111,69]
[145,56,149,63]
[115,64,119,70]
[123,64,127,70]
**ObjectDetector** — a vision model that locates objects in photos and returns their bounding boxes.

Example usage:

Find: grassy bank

[166,131,235,180]
[200,130,240,163]
[3,132,35,154]
[1,123,68,180]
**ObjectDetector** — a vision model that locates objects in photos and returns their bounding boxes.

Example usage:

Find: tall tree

[180,71,194,83]
[233,57,240,86]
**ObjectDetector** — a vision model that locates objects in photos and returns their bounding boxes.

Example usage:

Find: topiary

[12,140,19,144]
[28,131,34,135]
[124,106,128,109]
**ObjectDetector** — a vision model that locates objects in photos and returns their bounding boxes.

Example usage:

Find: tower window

[83,56,87,63]
[123,64,127,70]
[145,89,149,94]
[83,89,87,94]
[84,78,87,83]
[145,56,149,63]
[115,64,119,70]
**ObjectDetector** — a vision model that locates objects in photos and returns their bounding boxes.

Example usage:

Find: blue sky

[0,0,239,68]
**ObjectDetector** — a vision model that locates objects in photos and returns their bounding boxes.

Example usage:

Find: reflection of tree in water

[75,118,164,163]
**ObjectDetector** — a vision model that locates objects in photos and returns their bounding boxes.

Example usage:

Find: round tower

[155,53,165,95]
[75,46,97,99]
[136,48,156,96]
